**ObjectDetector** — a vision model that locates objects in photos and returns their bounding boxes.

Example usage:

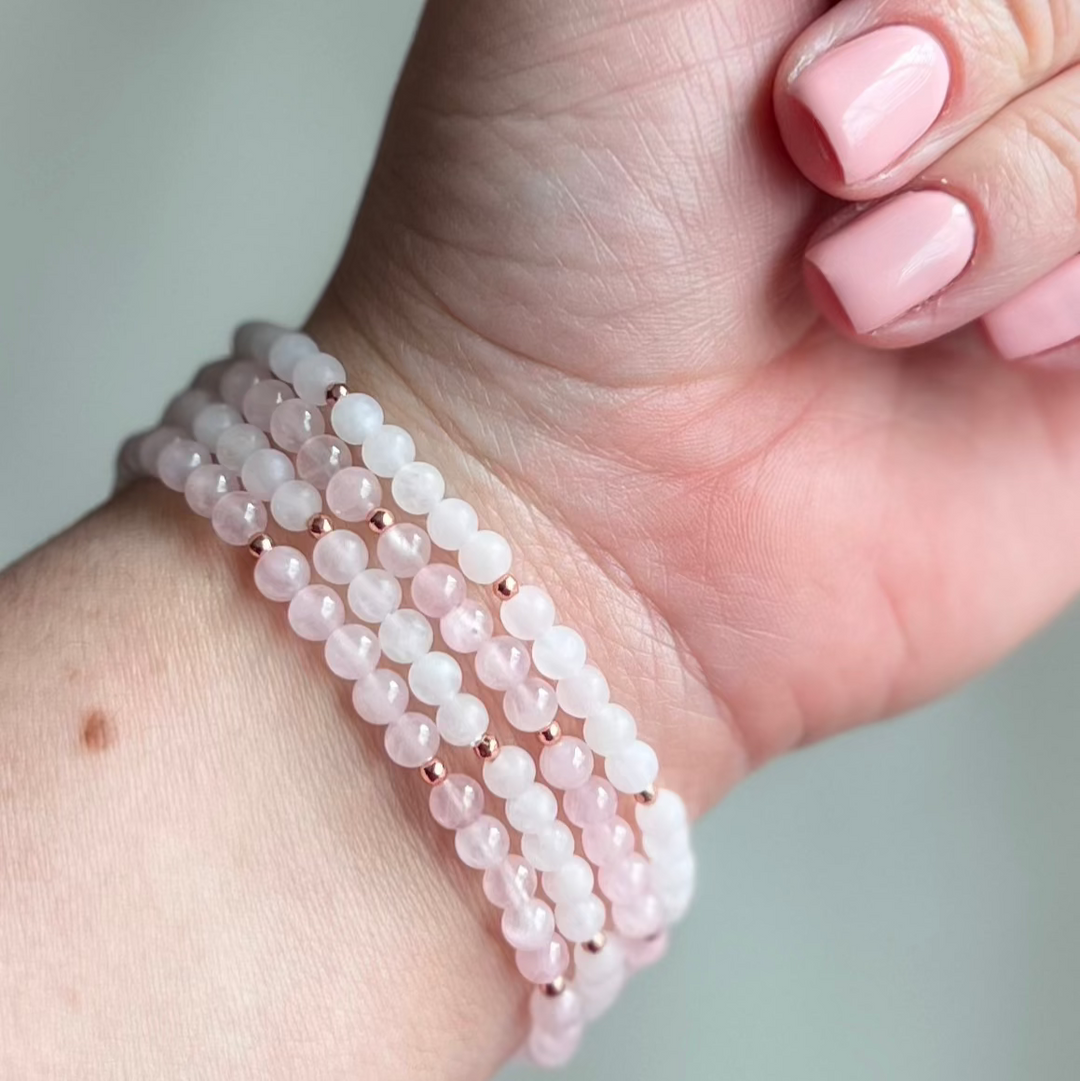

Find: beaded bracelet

[122,322,696,1068]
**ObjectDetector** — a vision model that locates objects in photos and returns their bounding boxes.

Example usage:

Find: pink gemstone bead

[455,815,510,870]
[530,985,584,1033]
[325,467,382,522]
[242,378,294,430]
[254,545,311,602]
[429,774,485,830]
[296,435,352,490]
[599,853,652,905]
[347,569,402,624]
[324,624,380,680]
[474,636,530,690]
[376,523,432,580]
[352,669,409,726]
[287,584,345,642]
[313,530,368,585]
[502,898,556,951]
[579,970,625,1022]
[165,387,215,432]
[384,711,440,768]
[215,423,269,471]
[622,930,669,971]
[582,816,635,867]
[515,934,570,984]
[184,463,239,517]
[527,1024,583,1070]
[211,491,267,546]
[157,438,211,491]
[219,359,268,410]
[483,855,537,909]
[136,426,182,475]
[563,777,619,827]
[439,600,493,654]
[241,447,295,500]
[192,402,243,452]
[270,479,322,532]
[504,678,558,732]
[540,737,594,791]
[574,936,626,986]
[410,563,466,618]
[612,892,664,940]
[269,397,324,452]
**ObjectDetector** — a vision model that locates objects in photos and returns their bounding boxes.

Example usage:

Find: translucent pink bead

[474,636,530,690]
[330,392,383,444]
[220,359,268,409]
[439,601,493,654]
[287,584,344,641]
[502,898,555,951]
[599,854,652,905]
[557,666,610,719]
[435,692,488,747]
[410,563,466,618]
[429,774,485,830]
[324,624,380,680]
[522,822,575,872]
[527,1024,582,1069]
[267,331,318,381]
[215,423,269,470]
[574,937,626,986]
[605,740,659,794]
[384,711,439,768]
[347,569,402,624]
[293,352,346,405]
[296,435,352,490]
[211,491,267,545]
[554,894,606,943]
[192,402,242,451]
[241,448,295,500]
[483,855,537,909]
[184,463,239,517]
[582,816,635,867]
[612,892,664,939]
[242,378,294,430]
[622,930,669,971]
[270,479,321,532]
[254,545,310,602]
[270,397,324,452]
[579,971,625,1022]
[157,438,211,491]
[351,669,409,726]
[515,934,569,984]
[541,856,595,904]
[165,387,215,432]
[563,777,618,827]
[325,467,382,522]
[504,678,558,733]
[455,815,510,870]
[506,782,559,833]
[313,530,368,585]
[482,745,536,799]
[530,985,584,1033]
[500,585,555,641]
[136,426,182,475]
[539,737,594,791]
[377,523,431,579]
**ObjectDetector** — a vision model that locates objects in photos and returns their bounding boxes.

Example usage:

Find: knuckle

[1011,97,1080,226]
[995,0,1080,77]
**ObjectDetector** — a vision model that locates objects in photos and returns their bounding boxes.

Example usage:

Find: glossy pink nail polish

[983,255,1080,361]
[805,190,975,334]
[790,25,950,184]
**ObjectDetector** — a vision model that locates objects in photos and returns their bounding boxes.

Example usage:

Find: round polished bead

[219,359,269,410]
[458,530,512,585]
[347,569,402,623]
[642,827,691,862]
[455,815,510,870]
[533,626,587,680]
[439,601,493,654]
[635,788,687,838]
[563,776,619,827]
[503,898,556,951]
[184,463,240,517]
[583,703,637,758]
[542,856,595,904]
[410,563,466,618]
[293,352,347,405]
[599,854,652,905]
[504,678,558,733]
[605,740,659,794]
[435,692,488,747]
[215,422,269,470]
[656,876,695,924]
[270,479,322,532]
[165,387,216,432]
[522,822,575,872]
[516,934,570,984]
[211,491,267,545]
[574,936,626,985]
[649,848,696,890]
[506,782,559,833]
[136,426,183,475]
[579,971,625,1023]
[311,530,366,585]
[612,893,664,940]
[330,392,383,444]
[242,378,294,430]
[233,321,285,362]
[323,623,380,680]
[385,712,439,768]
[482,745,536,799]
[429,774,484,830]
[484,854,537,909]
[254,545,310,602]
[324,467,382,523]
[267,331,318,381]
[377,523,431,578]
[157,439,211,491]
[527,1024,583,1070]
[426,498,478,551]
[241,448,295,500]
[408,651,462,707]
[623,929,670,970]
[500,585,556,641]
[361,424,415,477]
[192,402,242,451]
[474,636,530,691]
[391,462,445,516]
[287,584,345,641]
[351,669,409,726]
[269,397,324,452]
[582,816,635,867]
[530,984,584,1034]
[554,894,607,944]
[556,666,610,719]
[379,608,433,664]
[540,737,594,791]
[295,435,352,490]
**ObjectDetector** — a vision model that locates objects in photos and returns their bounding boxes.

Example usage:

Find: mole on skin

[80,710,113,753]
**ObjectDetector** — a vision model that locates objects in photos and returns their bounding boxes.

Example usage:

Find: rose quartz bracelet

[123,322,696,1068]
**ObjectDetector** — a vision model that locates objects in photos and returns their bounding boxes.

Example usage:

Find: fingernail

[805,190,975,334]
[983,255,1080,361]
[790,25,950,184]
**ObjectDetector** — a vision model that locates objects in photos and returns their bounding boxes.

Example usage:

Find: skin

[4,0,1080,1077]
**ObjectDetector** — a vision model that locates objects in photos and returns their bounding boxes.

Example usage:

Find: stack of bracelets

[120,323,697,1069]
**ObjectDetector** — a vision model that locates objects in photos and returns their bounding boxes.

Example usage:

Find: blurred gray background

[2,3,1078,1078]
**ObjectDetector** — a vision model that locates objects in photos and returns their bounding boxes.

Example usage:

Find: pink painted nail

[983,255,1080,360]
[790,25,950,184]
[805,190,975,334]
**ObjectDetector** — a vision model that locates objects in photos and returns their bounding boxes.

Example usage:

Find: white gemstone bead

[642,828,691,862]
[270,479,322,532]
[426,498,478,551]
[408,651,462,706]
[539,737,594,791]
[351,668,409,725]
[361,424,415,477]
[233,320,286,361]
[211,491,267,545]
[215,423,269,470]
[455,815,510,870]
[634,789,687,838]
[573,937,626,985]
[293,352,347,405]
[542,856,595,904]
[458,530,512,585]
[655,874,695,924]
[269,398,324,453]
[347,569,402,623]
[241,448,295,500]
[377,523,431,579]
[482,745,536,799]
[391,461,445,516]
[253,545,310,602]
[156,439,211,491]
[474,636,530,691]
[583,703,637,758]
[330,392,384,445]
[219,359,268,410]
[579,970,625,1022]
[556,666,610,719]
[533,626,587,680]
[242,378,294,430]
[324,624,380,680]
[605,740,659,794]
[296,435,352,490]
[287,584,345,642]
[506,782,558,833]
[504,678,558,732]
[554,894,607,943]
[184,463,240,517]
[378,608,433,664]
[435,692,488,747]
[313,530,368,585]
[165,387,216,432]
[325,467,382,522]
[649,849,696,891]
[522,822,575,872]
[384,711,440,768]
[192,402,242,451]
[502,898,556,951]
[267,331,318,381]
[527,1025,583,1070]
[500,585,555,641]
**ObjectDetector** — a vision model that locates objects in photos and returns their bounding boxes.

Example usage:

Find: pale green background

[2,3,1078,1078]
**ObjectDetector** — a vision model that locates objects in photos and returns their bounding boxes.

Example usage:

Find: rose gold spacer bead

[536,721,562,746]
[634,784,658,805]
[247,533,274,558]
[474,733,500,761]
[493,573,519,600]
[420,759,447,786]
[307,513,333,538]
[541,977,567,997]
[325,382,350,404]
[582,932,607,954]
[367,508,395,534]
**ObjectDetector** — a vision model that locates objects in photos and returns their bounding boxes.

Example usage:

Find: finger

[775,1,1080,201]
[801,60,1080,344]
[982,253,1080,362]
